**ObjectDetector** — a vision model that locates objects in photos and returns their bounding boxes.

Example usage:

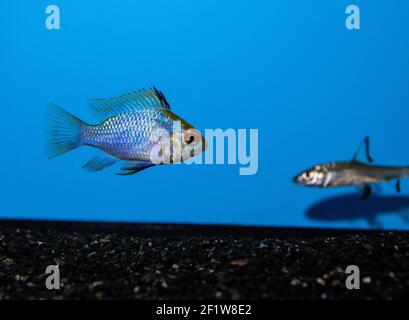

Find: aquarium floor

[0,227,408,299]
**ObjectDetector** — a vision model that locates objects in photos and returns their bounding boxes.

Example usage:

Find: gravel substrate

[0,228,408,299]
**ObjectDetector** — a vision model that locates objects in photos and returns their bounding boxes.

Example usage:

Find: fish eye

[304,171,314,180]
[184,130,200,146]
[185,135,195,145]
[301,171,317,183]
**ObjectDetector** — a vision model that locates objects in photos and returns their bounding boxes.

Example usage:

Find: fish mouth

[292,174,303,185]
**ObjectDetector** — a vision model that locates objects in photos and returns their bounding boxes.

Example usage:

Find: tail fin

[45,103,85,158]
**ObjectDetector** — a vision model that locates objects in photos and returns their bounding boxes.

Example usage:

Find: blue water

[1,0,409,230]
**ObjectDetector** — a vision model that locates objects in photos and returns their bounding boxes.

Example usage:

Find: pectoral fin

[353,136,374,164]
[82,151,119,172]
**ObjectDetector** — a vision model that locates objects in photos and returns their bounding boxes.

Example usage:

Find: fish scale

[82,110,173,161]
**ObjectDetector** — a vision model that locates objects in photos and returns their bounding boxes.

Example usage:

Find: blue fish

[46,87,206,175]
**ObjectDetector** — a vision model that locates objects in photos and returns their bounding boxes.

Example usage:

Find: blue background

[1,0,409,230]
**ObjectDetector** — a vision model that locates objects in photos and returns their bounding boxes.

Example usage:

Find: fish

[45,87,207,175]
[293,137,409,199]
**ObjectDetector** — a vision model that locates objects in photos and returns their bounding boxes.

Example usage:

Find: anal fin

[361,185,372,200]
[82,151,119,172]
[116,161,155,176]
[396,180,401,193]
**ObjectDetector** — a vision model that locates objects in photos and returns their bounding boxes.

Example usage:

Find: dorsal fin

[87,87,171,119]
[352,136,374,163]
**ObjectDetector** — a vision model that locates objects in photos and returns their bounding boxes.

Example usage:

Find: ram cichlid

[45,87,207,175]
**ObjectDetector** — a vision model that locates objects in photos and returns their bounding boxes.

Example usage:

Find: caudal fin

[45,103,85,158]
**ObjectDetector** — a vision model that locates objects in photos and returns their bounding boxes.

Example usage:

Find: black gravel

[0,228,408,300]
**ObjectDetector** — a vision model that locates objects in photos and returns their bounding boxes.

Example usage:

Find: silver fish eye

[301,171,319,184]
[303,171,313,180]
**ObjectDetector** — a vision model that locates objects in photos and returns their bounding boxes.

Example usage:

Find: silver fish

[293,137,409,198]
[46,87,206,175]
